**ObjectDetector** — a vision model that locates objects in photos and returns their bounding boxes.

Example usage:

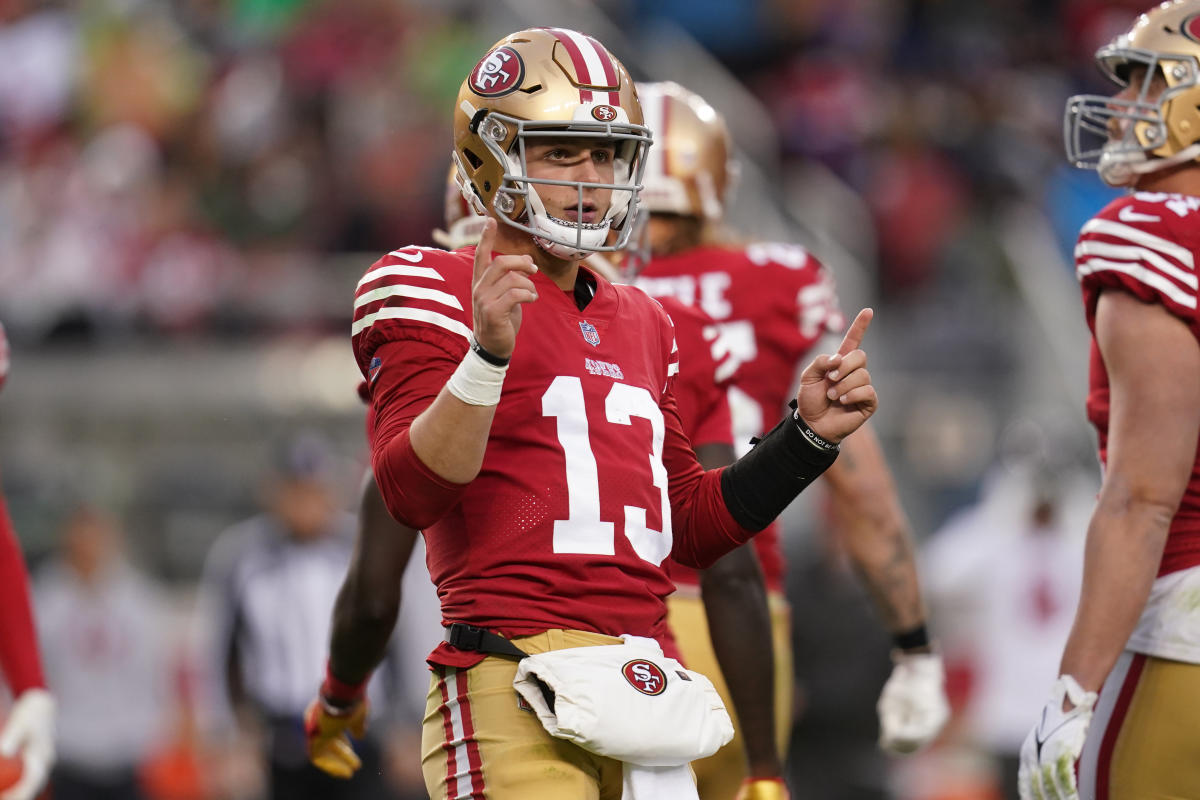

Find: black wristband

[470,337,510,367]
[720,400,840,532]
[893,624,930,651]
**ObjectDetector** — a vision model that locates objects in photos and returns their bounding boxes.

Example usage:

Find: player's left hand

[0,688,55,800]
[877,652,950,755]
[1018,675,1097,800]
[304,696,368,779]
[734,777,790,800]
[795,308,877,444]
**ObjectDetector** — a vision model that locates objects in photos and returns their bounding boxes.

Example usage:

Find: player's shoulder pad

[352,245,474,354]
[1075,192,1198,315]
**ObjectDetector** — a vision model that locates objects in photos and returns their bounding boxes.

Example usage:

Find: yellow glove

[735,778,790,800]
[304,696,368,779]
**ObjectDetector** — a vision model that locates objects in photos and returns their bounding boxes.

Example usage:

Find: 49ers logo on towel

[471,46,525,97]
[622,659,667,696]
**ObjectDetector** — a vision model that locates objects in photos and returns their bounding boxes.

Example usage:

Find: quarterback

[307,27,878,799]
[0,323,56,800]
[1019,2,1200,798]
[632,81,948,799]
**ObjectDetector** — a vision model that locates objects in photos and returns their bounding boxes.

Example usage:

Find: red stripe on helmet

[546,28,596,104]
[585,34,621,106]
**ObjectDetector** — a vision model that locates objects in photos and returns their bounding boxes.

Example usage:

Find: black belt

[445,623,529,660]
[444,623,555,710]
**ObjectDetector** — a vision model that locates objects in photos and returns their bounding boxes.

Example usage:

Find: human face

[524,138,617,223]
[1107,65,1168,140]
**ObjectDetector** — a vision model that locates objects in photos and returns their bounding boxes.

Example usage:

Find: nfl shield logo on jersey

[579,320,601,347]
[368,356,383,383]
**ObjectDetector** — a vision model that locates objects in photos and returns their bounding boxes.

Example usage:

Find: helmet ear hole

[463,148,484,171]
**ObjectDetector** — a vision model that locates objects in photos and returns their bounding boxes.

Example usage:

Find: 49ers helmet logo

[591,104,618,122]
[471,46,525,97]
[622,659,667,696]
[1184,13,1200,43]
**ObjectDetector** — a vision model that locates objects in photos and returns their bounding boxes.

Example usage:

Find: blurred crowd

[0,0,1151,798]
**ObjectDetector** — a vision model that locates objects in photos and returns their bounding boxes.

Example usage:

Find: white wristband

[446,341,508,406]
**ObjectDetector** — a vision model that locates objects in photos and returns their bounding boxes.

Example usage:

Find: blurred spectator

[193,432,408,800]
[34,505,171,800]
[922,423,1094,800]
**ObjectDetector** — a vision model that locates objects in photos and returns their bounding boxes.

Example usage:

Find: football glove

[877,651,950,754]
[1018,675,1097,800]
[0,688,55,800]
[304,696,368,779]
[734,777,790,800]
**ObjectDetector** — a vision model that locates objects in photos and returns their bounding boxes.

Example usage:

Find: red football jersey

[655,297,733,451]
[1075,192,1200,576]
[655,296,735,590]
[353,246,751,666]
[638,243,845,591]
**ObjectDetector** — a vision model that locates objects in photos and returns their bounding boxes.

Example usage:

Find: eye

[543,148,567,160]
[593,149,613,163]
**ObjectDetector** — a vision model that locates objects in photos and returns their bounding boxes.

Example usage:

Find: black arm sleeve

[720,402,839,531]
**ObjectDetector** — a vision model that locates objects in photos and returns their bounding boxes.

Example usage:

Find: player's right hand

[735,778,790,800]
[471,217,539,359]
[304,696,368,780]
[0,688,55,800]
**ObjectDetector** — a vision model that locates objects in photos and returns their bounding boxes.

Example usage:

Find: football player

[308,27,878,799]
[631,81,950,798]
[1019,3,1200,798]
[0,323,56,800]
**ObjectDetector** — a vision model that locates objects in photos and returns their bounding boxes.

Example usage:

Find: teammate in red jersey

[632,81,949,799]
[0,323,56,800]
[306,27,879,799]
[1019,3,1200,798]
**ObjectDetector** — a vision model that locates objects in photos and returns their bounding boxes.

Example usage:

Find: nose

[573,150,603,183]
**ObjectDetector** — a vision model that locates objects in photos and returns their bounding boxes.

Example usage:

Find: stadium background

[0,0,1146,797]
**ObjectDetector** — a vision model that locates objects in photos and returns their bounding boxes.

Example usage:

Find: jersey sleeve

[647,303,752,568]
[663,300,732,448]
[661,386,754,569]
[351,246,475,377]
[353,247,477,529]
[745,242,846,340]
[0,492,46,693]
[1075,195,1199,328]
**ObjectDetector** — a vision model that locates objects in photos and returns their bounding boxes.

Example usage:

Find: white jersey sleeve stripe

[1077,258,1198,309]
[1074,241,1199,290]
[356,265,444,291]
[354,284,464,312]
[1081,218,1196,269]
[352,307,473,340]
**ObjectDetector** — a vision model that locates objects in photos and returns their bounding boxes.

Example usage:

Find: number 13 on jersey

[541,376,673,566]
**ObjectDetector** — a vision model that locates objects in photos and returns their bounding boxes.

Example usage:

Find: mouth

[561,203,599,223]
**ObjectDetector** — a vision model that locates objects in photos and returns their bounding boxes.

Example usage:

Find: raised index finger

[837,307,874,356]
[473,218,497,281]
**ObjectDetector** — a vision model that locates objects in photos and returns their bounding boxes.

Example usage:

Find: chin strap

[1101,142,1200,186]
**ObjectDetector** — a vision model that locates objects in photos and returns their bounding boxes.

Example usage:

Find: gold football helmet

[635,81,736,221]
[1066,0,1200,185]
[452,28,651,259]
